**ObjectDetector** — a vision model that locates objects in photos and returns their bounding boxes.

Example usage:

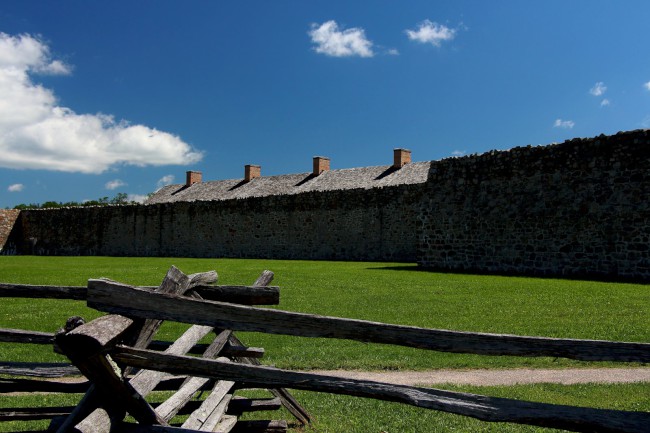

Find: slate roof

[145,161,432,204]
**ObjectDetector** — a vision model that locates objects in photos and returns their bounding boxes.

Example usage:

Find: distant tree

[13,203,40,210]
[41,201,62,209]
[13,193,139,209]
[110,192,129,205]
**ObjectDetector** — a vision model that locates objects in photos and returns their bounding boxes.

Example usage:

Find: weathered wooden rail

[1,267,307,432]
[88,279,650,363]
[2,266,650,432]
[0,280,280,305]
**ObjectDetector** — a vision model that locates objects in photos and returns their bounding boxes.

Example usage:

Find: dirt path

[307,367,650,386]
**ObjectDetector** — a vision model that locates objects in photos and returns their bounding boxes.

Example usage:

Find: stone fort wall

[10,184,422,262]
[418,130,650,280]
[4,129,650,281]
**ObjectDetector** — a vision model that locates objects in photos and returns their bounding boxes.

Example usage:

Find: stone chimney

[393,148,411,168]
[186,171,202,186]
[245,164,261,182]
[313,156,330,175]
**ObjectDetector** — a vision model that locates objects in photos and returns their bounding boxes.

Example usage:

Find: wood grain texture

[1,406,76,421]
[88,280,650,362]
[228,334,310,425]
[0,328,53,344]
[153,331,232,421]
[213,414,238,433]
[59,314,134,353]
[252,270,274,287]
[128,266,192,351]
[148,341,264,358]
[0,361,79,377]
[187,270,218,286]
[55,315,167,431]
[116,424,226,433]
[68,350,166,426]
[246,269,310,426]
[0,282,86,300]
[129,324,213,396]
[181,380,235,430]
[0,377,88,393]
[0,270,275,305]
[230,420,288,433]
[190,285,280,305]
[112,347,650,433]
[54,316,136,433]
[155,376,211,421]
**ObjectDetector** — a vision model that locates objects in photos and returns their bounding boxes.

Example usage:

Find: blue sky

[1,1,650,207]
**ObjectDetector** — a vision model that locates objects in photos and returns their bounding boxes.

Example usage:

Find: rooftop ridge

[146,161,431,204]
[171,160,432,187]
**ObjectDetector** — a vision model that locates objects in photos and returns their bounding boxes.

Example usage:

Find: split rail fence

[1,267,308,432]
[2,266,650,432]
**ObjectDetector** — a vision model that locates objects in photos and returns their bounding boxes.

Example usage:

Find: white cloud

[405,20,456,47]
[644,81,650,91]
[386,48,400,56]
[554,119,575,129]
[600,98,610,107]
[105,179,126,190]
[127,193,148,204]
[451,150,466,157]
[309,20,374,58]
[0,32,203,174]
[8,183,24,192]
[0,32,72,75]
[589,82,606,96]
[157,174,175,189]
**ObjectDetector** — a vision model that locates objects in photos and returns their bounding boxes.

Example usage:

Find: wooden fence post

[55,315,167,427]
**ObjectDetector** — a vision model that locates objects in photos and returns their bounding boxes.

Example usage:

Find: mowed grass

[2,382,649,432]
[273,382,650,432]
[1,256,649,432]
[0,256,649,370]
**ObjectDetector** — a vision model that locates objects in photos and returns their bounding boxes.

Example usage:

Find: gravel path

[307,367,650,386]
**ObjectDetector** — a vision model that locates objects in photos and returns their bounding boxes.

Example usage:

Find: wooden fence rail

[112,346,650,433]
[2,265,649,433]
[0,282,280,305]
[0,328,54,344]
[87,278,650,363]
[0,283,87,300]
[1,267,303,432]
[0,326,264,357]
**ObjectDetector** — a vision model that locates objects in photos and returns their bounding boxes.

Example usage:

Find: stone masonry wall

[418,130,650,280]
[6,129,650,281]
[14,185,422,261]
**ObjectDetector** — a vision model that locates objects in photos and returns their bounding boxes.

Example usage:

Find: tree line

[13,193,142,210]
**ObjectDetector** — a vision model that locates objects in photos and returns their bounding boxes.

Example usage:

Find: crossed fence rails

[1,266,649,432]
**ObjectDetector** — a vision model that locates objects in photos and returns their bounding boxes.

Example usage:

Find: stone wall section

[6,129,650,281]
[15,185,422,261]
[418,130,650,280]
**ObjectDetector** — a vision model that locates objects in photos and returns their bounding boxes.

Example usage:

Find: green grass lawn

[1,256,649,432]
[2,383,649,432]
[282,382,650,432]
[1,256,648,370]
